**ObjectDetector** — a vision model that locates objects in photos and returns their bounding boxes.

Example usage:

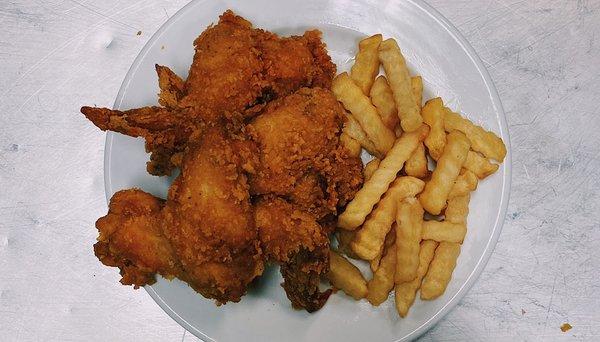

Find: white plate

[103,0,511,341]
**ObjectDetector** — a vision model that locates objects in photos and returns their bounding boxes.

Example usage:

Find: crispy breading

[81,11,335,176]
[254,196,331,312]
[94,128,264,304]
[248,87,363,220]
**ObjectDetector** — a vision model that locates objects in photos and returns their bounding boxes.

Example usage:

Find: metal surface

[0,1,598,341]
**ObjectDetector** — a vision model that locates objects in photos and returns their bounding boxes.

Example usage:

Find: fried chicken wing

[161,128,263,302]
[94,189,182,287]
[157,64,185,108]
[81,10,335,176]
[247,87,363,220]
[80,105,201,175]
[93,127,264,304]
[247,88,363,311]
[254,196,331,312]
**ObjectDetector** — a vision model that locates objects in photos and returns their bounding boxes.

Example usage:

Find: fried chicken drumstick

[82,10,335,176]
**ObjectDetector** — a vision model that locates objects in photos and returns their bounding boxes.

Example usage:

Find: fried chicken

[247,87,364,222]
[94,127,264,304]
[179,12,262,116]
[247,88,363,311]
[82,10,335,176]
[254,196,331,312]
[80,105,203,175]
[94,189,182,287]
[156,64,185,109]
[85,10,365,313]
[161,128,263,302]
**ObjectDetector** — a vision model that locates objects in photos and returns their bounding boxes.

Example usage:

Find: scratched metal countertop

[1,1,599,341]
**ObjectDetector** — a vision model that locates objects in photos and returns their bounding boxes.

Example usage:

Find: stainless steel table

[1,1,598,341]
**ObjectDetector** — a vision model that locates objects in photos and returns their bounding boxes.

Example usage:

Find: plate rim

[102,0,512,341]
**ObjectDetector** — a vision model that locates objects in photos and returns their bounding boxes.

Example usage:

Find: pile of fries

[329,34,507,317]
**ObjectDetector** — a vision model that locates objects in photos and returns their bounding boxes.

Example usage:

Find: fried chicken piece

[161,128,263,302]
[181,11,336,118]
[246,88,363,312]
[94,189,182,287]
[93,127,264,304]
[254,196,331,312]
[80,105,201,175]
[179,12,262,118]
[259,29,336,98]
[247,87,364,220]
[81,10,336,176]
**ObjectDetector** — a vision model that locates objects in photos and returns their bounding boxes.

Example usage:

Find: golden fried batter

[81,10,335,176]
[94,190,182,287]
[156,64,185,108]
[248,87,363,220]
[254,196,331,312]
[85,11,364,313]
[179,12,262,117]
[94,128,264,304]
[161,128,263,301]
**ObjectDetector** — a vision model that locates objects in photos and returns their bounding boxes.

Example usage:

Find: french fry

[338,126,428,230]
[422,98,446,160]
[350,34,382,95]
[395,240,438,317]
[420,242,461,300]
[363,158,380,181]
[411,76,423,108]
[337,229,359,259]
[421,221,466,243]
[337,158,381,260]
[351,177,425,260]
[419,131,470,215]
[344,112,380,157]
[445,194,470,224]
[370,224,396,272]
[405,142,428,178]
[367,242,396,306]
[370,76,399,131]
[333,73,396,155]
[378,38,422,132]
[444,109,507,162]
[463,150,499,179]
[448,169,478,199]
[328,250,368,300]
[395,197,424,283]
[340,132,362,157]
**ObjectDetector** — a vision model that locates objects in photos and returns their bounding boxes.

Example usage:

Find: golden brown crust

[94,189,182,288]
[85,11,362,312]
[81,10,337,176]
[162,128,264,302]
[156,64,185,108]
[248,87,363,220]
[254,196,331,312]
[93,128,264,304]
[80,105,203,175]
